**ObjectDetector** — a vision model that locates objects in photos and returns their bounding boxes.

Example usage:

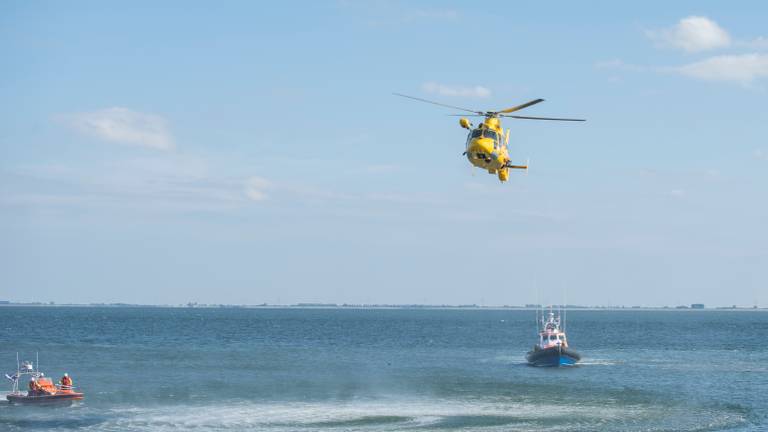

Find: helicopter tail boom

[504,159,529,173]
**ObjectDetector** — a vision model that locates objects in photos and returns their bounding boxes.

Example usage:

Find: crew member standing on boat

[60,373,72,389]
[28,377,39,395]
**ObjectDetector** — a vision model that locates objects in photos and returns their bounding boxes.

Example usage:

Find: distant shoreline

[0,302,765,311]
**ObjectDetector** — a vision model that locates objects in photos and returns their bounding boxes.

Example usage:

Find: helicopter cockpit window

[483,130,499,141]
[471,129,483,138]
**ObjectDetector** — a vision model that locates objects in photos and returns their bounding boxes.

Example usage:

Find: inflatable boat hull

[6,393,84,405]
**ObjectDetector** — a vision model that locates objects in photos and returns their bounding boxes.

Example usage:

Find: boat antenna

[563,282,567,332]
[16,352,19,374]
[534,274,539,334]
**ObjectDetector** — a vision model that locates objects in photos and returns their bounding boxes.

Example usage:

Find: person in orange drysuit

[60,373,73,389]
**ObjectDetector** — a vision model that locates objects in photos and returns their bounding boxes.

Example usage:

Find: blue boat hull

[526,346,581,367]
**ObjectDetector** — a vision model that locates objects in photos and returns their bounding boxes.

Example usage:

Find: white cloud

[244,177,272,201]
[594,59,651,73]
[597,54,768,85]
[60,107,174,150]
[4,157,252,213]
[365,164,399,173]
[755,149,767,160]
[337,2,458,26]
[401,8,458,22]
[674,53,768,83]
[422,82,491,98]
[737,36,768,50]
[647,16,731,53]
[668,189,686,197]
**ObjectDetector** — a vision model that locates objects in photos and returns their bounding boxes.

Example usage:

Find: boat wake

[578,358,623,366]
[0,396,750,431]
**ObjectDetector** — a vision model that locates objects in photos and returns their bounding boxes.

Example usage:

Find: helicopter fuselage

[463,117,520,182]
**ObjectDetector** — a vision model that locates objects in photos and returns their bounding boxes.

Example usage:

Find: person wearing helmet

[28,377,40,395]
[60,373,73,389]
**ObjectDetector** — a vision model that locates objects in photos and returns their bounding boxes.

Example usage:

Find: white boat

[526,307,581,367]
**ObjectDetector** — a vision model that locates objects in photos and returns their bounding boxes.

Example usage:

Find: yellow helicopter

[394,93,585,182]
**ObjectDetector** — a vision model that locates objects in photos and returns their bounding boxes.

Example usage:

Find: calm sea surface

[0,307,766,431]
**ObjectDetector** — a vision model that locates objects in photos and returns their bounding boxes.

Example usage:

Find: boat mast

[563,281,568,332]
[15,352,20,394]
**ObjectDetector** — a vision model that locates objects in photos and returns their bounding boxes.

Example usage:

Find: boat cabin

[536,310,569,349]
[539,331,568,348]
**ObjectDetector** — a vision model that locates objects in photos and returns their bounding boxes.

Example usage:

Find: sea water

[0,307,765,431]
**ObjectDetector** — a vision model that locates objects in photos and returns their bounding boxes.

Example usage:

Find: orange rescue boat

[5,355,84,405]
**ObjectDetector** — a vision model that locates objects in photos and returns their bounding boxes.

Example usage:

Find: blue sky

[1,1,767,306]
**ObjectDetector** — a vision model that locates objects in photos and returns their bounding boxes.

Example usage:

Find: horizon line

[0,301,765,311]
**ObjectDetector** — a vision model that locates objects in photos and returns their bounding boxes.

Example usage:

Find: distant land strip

[0,301,765,311]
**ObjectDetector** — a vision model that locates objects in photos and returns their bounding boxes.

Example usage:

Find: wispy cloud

[58,107,174,150]
[668,189,686,197]
[338,1,458,26]
[365,164,399,174]
[734,36,768,50]
[3,156,249,212]
[674,53,768,83]
[244,177,272,201]
[598,54,768,85]
[646,16,731,53]
[594,59,651,72]
[422,82,491,98]
[400,7,458,22]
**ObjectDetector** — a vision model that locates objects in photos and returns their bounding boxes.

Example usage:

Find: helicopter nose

[468,138,495,160]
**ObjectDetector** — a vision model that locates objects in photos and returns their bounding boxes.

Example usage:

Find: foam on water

[577,358,623,366]
[0,396,749,432]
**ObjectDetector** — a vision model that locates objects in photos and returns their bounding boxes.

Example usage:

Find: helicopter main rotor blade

[496,99,545,114]
[393,93,481,114]
[501,115,586,122]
